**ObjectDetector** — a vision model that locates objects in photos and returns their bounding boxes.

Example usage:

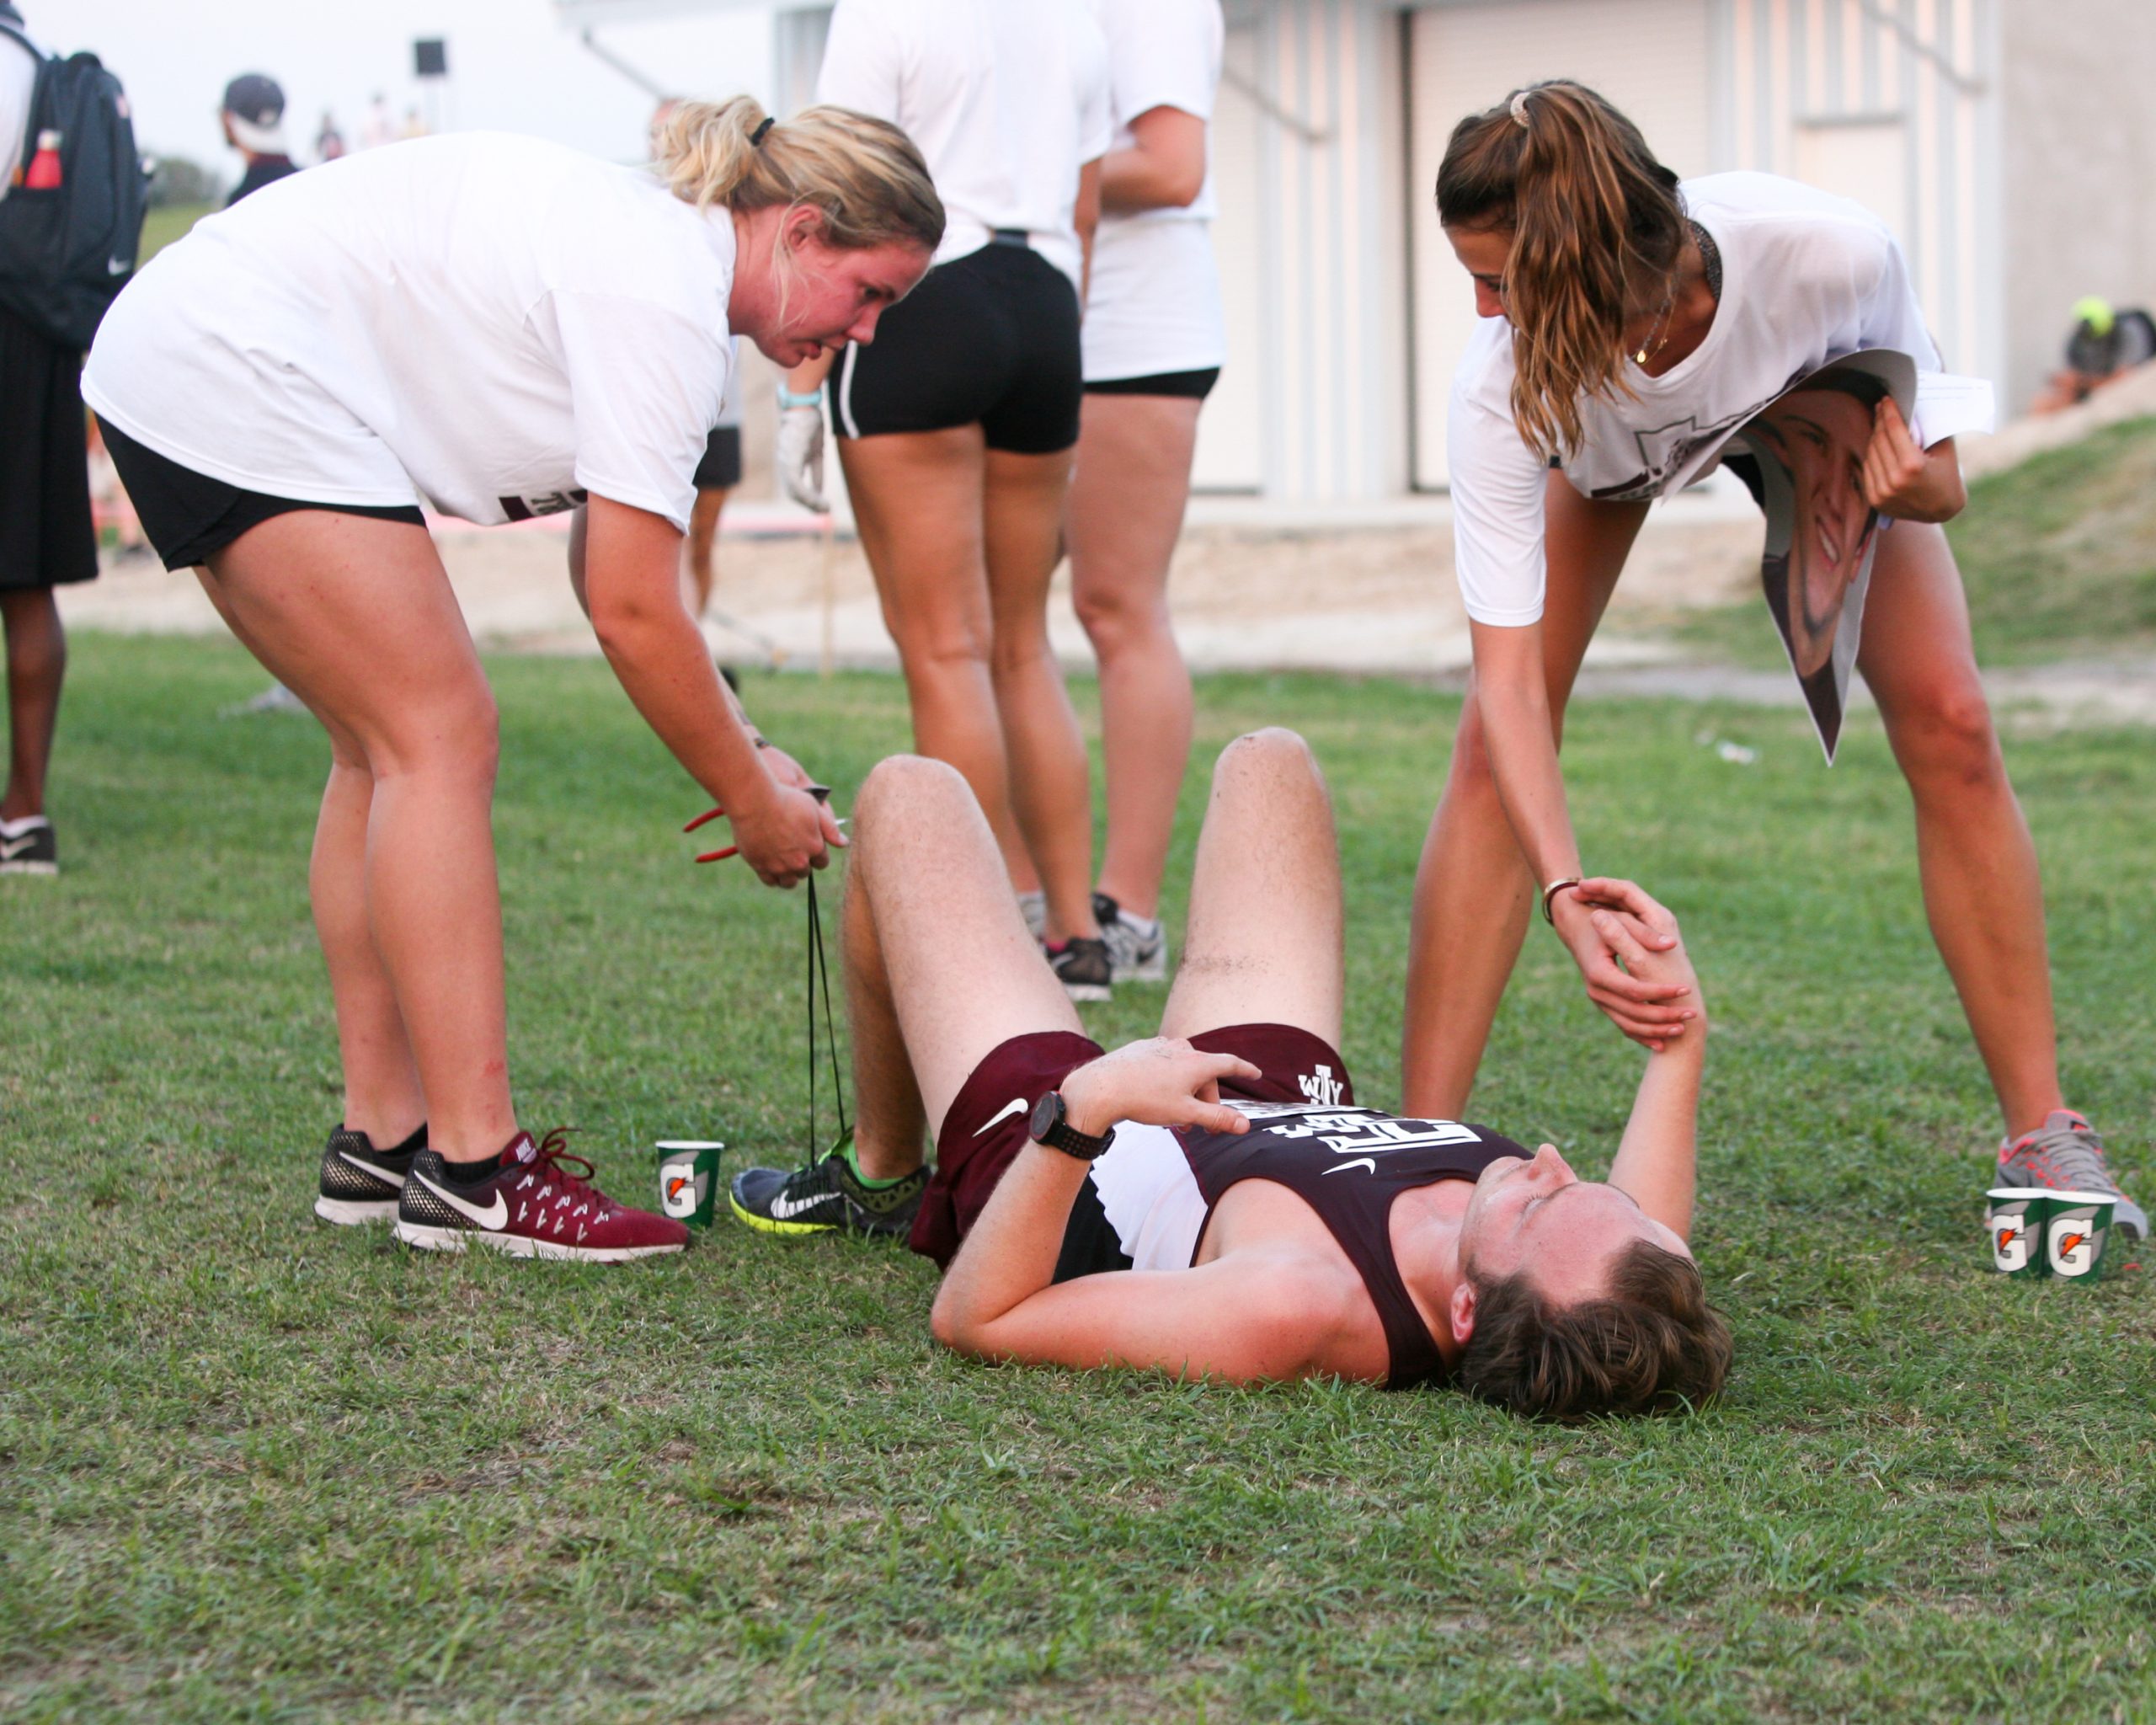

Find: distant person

[360,93,392,150]
[0,2,102,878]
[782,0,1116,999]
[1067,0,1225,985]
[727,731,1728,1422]
[221,72,299,205]
[400,104,426,142]
[84,102,940,1258]
[315,110,345,163]
[2032,296,2156,414]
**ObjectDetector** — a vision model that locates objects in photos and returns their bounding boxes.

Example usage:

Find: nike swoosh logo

[0,837,37,860]
[766,1190,833,1220]
[339,1149,406,1188]
[415,1173,509,1229]
[974,1098,1028,1136]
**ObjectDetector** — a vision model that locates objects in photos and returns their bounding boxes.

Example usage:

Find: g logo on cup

[655,1139,723,1230]
[1984,1190,2047,1278]
[2046,1193,2115,1280]
[661,1163,705,1219]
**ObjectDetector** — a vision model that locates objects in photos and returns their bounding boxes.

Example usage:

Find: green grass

[1662,416,2156,669]
[6,637,2156,1722]
[139,202,213,264]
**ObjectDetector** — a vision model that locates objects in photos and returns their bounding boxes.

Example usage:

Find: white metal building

[562,0,2156,502]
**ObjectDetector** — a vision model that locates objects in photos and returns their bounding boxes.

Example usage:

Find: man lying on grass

[729,730,1732,1418]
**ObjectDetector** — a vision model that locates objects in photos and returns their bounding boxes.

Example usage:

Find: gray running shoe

[1093,891,1167,984]
[1996,1110,2147,1242]
[1017,889,1047,941]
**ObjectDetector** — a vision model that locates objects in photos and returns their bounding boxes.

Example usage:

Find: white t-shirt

[816,0,1110,294]
[1449,172,1998,627]
[0,19,39,195]
[1086,1121,1207,1271]
[83,132,736,531]
[1081,0,1225,381]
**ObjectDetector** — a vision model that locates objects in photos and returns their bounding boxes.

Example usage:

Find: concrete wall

[1999,0,2156,413]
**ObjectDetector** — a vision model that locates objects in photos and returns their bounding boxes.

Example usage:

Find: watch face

[1029,1091,1062,1142]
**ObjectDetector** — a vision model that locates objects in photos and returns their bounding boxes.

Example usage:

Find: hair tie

[750,116,775,147]
[1509,91,1532,129]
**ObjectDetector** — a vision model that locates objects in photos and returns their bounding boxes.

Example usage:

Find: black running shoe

[314,1124,424,1226]
[728,1143,926,1239]
[0,817,56,876]
[1045,935,1112,1003]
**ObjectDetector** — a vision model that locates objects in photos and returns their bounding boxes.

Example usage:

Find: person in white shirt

[1065,0,1225,987]
[777,0,1118,1001]
[83,101,944,1258]
[1406,81,2143,1240]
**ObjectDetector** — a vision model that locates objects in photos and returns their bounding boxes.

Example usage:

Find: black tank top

[1177,1103,1527,1389]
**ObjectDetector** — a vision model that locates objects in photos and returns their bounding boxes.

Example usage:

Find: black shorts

[0,303,99,591]
[1084,366,1220,402]
[693,425,742,492]
[99,421,427,571]
[832,238,1082,455]
[910,1021,1356,1273]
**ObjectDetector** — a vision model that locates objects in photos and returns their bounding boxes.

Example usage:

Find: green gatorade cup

[1985,1189,2052,1279]
[2043,1191,2117,1282]
[657,1140,724,1230]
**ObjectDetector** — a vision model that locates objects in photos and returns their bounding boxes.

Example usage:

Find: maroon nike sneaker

[393,1129,688,1262]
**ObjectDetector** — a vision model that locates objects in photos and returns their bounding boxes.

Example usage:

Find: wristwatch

[1028,1090,1115,1161]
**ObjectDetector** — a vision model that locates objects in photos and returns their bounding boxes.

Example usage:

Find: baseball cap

[221,72,290,155]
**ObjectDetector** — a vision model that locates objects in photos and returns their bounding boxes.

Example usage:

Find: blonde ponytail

[1435,82,1685,456]
[653,95,943,255]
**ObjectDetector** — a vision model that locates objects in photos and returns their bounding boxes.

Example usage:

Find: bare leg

[1161,729,1344,1049]
[1857,522,2063,1138]
[201,512,514,1162]
[1069,393,1201,917]
[683,484,727,618]
[840,428,1037,895]
[0,586,66,823]
[983,444,1097,943]
[846,756,1081,1177]
[1401,478,1650,1116]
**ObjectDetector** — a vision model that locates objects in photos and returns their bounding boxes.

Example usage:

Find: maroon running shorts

[910,1022,1358,1268]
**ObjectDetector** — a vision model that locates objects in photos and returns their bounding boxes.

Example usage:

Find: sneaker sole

[1060,980,1113,1003]
[392,1220,685,1261]
[315,1195,398,1226]
[1118,953,1167,984]
[728,1193,840,1236]
[0,861,57,876]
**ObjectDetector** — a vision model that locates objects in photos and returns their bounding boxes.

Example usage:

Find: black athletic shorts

[693,424,742,491]
[99,421,427,571]
[0,303,99,591]
[831,237,1082,455]
[1084,366,1220,402]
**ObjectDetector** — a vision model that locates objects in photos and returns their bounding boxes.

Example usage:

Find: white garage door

[1406,0,1713,489]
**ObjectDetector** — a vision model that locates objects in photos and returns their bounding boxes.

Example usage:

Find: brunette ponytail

[1435,82,1685,456]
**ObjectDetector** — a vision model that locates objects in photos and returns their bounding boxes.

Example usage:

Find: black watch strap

[1028,1090,1115,1161]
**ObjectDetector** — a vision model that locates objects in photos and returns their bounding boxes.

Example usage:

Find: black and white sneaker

[1093,892,1167,984]
[314,1123,426,1225]
[0,816,56,876]
[728,1142,926,1239]
[1045,935,1112,1003]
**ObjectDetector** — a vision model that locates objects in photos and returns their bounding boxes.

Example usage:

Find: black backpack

[0,13,147,350]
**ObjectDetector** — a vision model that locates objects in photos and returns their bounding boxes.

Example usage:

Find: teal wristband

[777,387,823,409]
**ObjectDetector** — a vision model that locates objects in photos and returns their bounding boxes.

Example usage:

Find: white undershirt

[815,0,1110,294]
[1080,0,1225,381]
[1086,1123,1207,1271]
[83,133,735,531]
[1449,172,1997,627]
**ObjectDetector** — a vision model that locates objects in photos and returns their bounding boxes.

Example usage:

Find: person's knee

[1214,727,1323,798]
[1070,574,1166,654]
[855,753,974,846]
[1444,697,1503,805]
[1895,681,2004,792]
[366,681,499,787]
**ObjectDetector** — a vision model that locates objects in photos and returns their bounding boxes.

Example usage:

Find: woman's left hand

[1862,398,1967,523]
[758,738,819,794]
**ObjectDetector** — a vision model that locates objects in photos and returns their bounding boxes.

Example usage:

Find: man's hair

[1457,1240,1732,1420]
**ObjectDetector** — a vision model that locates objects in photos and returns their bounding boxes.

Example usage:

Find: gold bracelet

[1540,877,1582,925]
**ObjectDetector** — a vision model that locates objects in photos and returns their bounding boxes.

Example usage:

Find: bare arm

[578,494,841,887]
[1865,400,1966,525]
[1100,105,1206,214]
[1593,885,1708,1240]
[1468,621,1694,1045]
[1074,157,1102,311]
[784,349,838,399]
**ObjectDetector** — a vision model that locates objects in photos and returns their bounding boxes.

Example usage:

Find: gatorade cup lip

[655,1139,727,1151]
